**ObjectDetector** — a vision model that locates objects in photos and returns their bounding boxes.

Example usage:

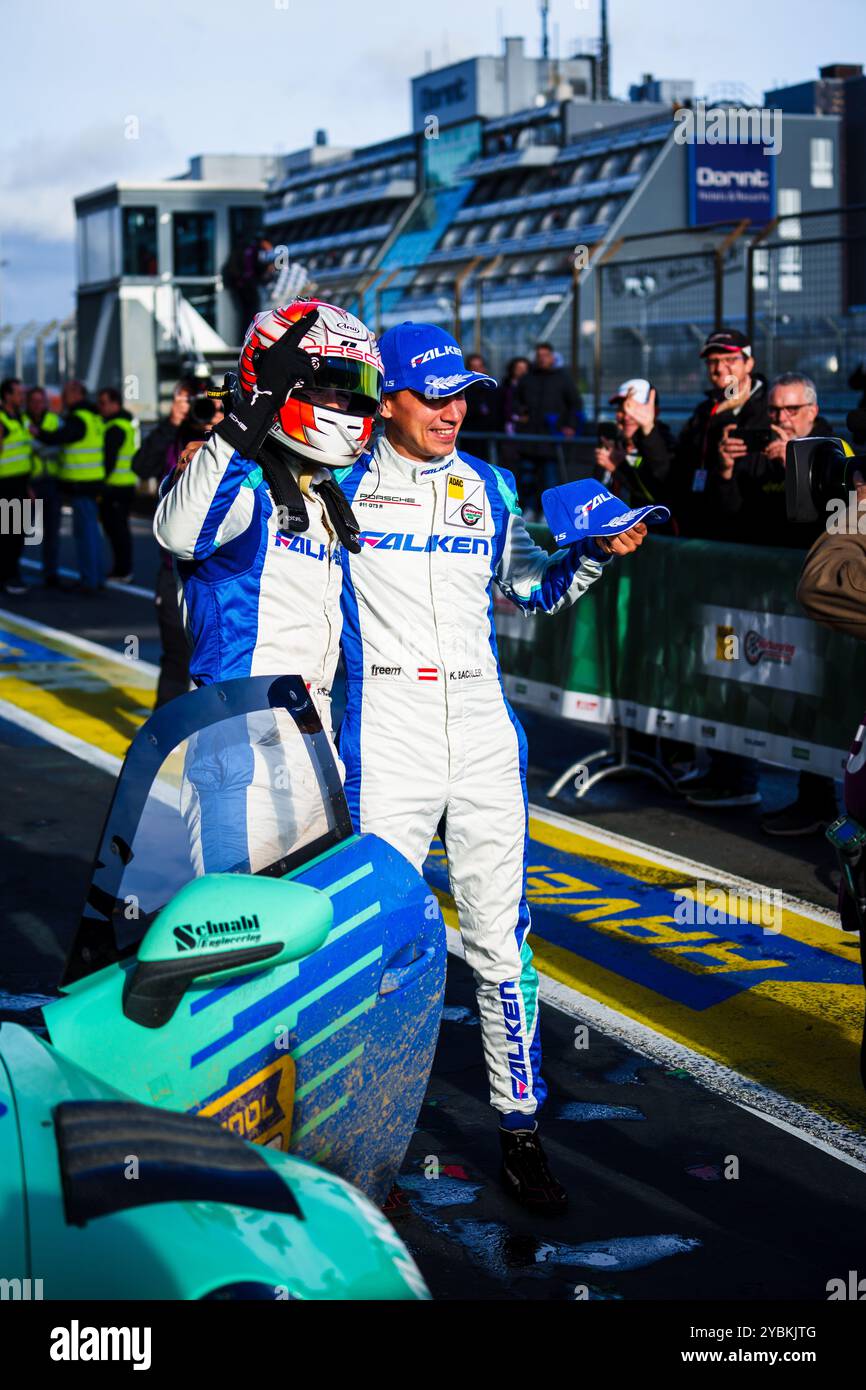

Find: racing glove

[214,309,318,462]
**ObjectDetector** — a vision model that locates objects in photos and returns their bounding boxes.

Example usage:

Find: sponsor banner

[698,604,822,696]
[495,534,866,774]
[617,700,847,778]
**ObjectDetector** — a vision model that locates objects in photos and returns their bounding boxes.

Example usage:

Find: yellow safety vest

[0,409,33,479]
[31,410,60,479]
[104,415,140,488]
[59,408,105,485]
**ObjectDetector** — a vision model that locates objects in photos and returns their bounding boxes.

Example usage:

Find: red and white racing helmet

[238,299,383,466]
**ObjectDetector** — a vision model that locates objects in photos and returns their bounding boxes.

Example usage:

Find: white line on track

[529,800,842,929]
[0,698,122,776]
[0,605,160,679]
[445,918,866,1174]
[20,559,154,601]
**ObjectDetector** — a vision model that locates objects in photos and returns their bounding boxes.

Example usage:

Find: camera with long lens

[785,410,866,523]
[178,392,219,447]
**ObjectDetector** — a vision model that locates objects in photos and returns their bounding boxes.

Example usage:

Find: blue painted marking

[558,1102,645,1123]
[400,1173,484,1207]
[0,1102,7,1118]
[425,843,860,1009]
[0,629,75,664]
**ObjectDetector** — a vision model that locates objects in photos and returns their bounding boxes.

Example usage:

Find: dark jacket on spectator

[607,420,676,511]
[705,414,833,549]
[515,366,582,439]
[671,374,770,538]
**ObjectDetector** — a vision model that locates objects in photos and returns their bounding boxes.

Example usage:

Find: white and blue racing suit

[335,434,610,1122]
[154,433,343,875]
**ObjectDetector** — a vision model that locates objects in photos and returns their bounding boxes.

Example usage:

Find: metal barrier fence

[585,207,866,423]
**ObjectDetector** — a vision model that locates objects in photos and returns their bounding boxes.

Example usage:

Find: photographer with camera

[710,374,833,553]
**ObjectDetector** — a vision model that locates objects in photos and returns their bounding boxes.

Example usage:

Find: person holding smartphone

[594,378,674,522]
[672,329,770,541]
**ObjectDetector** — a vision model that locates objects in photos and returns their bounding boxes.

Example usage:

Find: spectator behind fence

[26,386,61,588]
[98,386,139,583]
[0,377,32,595]
[462,352,496,461]
[672,328,770,540]
[514,341,583,519]
[707,373,832,551]
[33,380,105,594]
[672,330,769,809]
[594,379,674,519]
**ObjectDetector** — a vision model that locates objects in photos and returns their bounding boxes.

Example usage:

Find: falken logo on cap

[577,493,607,516]
[410,345,463,368]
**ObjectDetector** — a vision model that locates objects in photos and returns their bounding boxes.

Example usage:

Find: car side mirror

[122,873,332,1028]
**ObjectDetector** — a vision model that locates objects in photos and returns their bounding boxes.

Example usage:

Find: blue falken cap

[378,321,497,398]
[542,478,671,543]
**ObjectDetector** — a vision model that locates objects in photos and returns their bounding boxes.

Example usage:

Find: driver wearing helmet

[154,300,382,873]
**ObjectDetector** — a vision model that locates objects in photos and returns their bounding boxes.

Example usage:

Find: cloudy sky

[3,0,861,323]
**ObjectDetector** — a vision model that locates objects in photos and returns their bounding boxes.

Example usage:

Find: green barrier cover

[495,532,866,777]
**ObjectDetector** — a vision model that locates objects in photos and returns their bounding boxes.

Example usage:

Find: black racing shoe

[499,1126,568,1214]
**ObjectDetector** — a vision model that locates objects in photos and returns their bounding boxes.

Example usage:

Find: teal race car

[0,674,445,1299]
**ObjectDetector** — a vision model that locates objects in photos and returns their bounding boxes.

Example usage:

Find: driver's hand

[596,521,647,555]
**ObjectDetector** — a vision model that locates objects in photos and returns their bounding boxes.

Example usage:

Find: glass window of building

[810,138,834,190]
[173,212,216,276]
[778,188,802,240]
[595,199,618,225]
[177,283,217,327]
[598,154,622,180]
[228,206,262,251]
[488,219,514,241]
[121,207,158,276]
[78,206,120,285]
[423,120,483,189]
[566,206,585,230]
[626,148,650,176]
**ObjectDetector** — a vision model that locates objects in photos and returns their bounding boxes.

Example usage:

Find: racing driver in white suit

[334,322,647,1211]
[155,300,382,875]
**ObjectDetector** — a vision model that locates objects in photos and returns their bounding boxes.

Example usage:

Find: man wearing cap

[672,330,771,808]
[672,328,770,540]
[595,378,674,516]
[334,322,647,1212]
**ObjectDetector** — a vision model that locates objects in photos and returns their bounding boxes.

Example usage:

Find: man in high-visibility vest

[34,379,106,594]
[26,385,62,588]
[98,386,139,582]
[0,376,33,595]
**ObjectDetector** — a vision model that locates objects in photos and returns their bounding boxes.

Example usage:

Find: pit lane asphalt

[2,515,864,1301]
